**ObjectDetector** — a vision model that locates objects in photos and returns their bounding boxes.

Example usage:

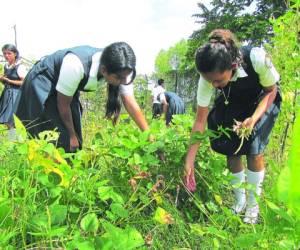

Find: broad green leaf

[49,204,67,225]
[98,187,124,204]
[110,203,129,218]
[13,115,27,140]
[265,200,295,224]
[30,212,48,231]
[80,213,99,233]
[206,227,227,240]
[113,147,131,159]
[133,153,142,165]
[214,194,223,205]
[48,171,62,186]
[69,205,80,213]
[235,233,261,248]
[153,193,163,205]
[278,239,296,249]
[49,226,68,237]
[98,186,115,201]
[105,210,116,221]
[29,226,67,237]
[189,224,205,236]
[76,241,95,250]
[50,186,63,198]
[110,192,125,204]
[145,141,164,153]
[120,138,139,149]
[16,143,28,155]
[67,239,95,250]
[213,238,220,249]
[142,154,159,166]
[99,220,144,249]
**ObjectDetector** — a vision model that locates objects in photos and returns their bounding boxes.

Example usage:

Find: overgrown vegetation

[1,112,299,249]
[0,0,299,249]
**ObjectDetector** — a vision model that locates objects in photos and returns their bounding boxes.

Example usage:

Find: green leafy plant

[232,119,252,155]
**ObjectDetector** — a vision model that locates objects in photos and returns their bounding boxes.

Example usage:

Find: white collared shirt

[5,60,28,78]
[152,85,165,104]
[56,52,134,97]
[197,47,280,107]
[158,92,167,104]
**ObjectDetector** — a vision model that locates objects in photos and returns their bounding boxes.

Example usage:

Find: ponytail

[100,42,136,125]
[105,84,121,125]
[195,29,241,73]
[208,29,241,64]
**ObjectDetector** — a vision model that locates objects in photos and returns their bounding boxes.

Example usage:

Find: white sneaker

[243,204,259,224]
[231,201,246,214]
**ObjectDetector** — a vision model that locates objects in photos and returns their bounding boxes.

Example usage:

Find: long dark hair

[195,29,241,73]
[99,42,136,124]
[2,44,20,60]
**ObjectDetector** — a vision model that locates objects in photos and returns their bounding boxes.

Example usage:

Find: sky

[0,0,209,74]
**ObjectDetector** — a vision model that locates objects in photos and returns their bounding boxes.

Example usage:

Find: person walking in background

[184,29,281,224]
[158,91,185,125]
[0,44,28,137]
[151,78,165,118]
[15,42,149,152]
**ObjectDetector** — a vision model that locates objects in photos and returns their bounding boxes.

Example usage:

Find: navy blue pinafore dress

[207,46,281,156]
[164,91,185,125]
[0,63,23,126]
[15,46,102,152]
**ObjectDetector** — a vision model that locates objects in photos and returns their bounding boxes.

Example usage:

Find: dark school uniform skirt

[166,98,185,125]
[15,65,83,152]
[207,92,281,156]
[0,85,21,126]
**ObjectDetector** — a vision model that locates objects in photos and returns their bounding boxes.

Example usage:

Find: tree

[155,39,190,75]
[154,40,199,105]
[187,0,288,61]
[267,0,300,158]
[155,39,191,92]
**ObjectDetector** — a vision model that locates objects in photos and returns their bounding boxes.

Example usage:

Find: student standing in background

[0,44,28,138]
[151,78,165,119]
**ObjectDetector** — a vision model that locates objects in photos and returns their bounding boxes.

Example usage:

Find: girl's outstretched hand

[184,163,196,192]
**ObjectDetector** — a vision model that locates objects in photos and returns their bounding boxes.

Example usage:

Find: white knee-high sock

[246,169,265,206]
[231,170,246,205]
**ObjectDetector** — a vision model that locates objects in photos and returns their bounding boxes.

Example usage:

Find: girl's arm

[185,106,209,169]
[243,47,280,129]
[0,76,24,86]
[242,84,277,129]
[121,94,149,131]
[57,92,80,151]
[184,106,209,191]
[252,85,277,122]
